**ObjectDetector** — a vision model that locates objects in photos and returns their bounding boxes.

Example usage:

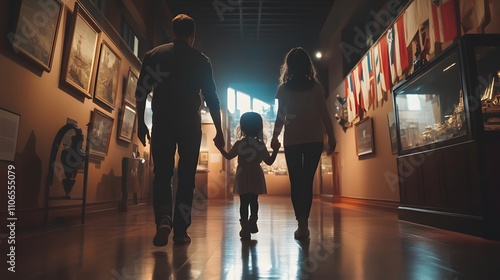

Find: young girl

[216,112,280,239]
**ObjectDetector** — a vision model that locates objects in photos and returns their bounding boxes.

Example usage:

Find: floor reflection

[241,240,259,279]
[151,252,170,279]
[9,197,500,280]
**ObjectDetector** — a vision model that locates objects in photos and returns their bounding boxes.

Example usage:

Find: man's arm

[201,58,225,148]
[135,54,153,146]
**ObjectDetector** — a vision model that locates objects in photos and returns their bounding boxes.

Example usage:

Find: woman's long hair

[279,47,318,91]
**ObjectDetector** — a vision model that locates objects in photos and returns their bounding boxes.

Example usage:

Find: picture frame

[118,104,136,143]
[387,112,398,154]
[124,68,138,107]
[94,40,121,109]
[199,150,209,165]
[9,0,63,72]
[60,3,100,98]
[89,109,114,157]
[355,117,375,156]
[0,108,21,162]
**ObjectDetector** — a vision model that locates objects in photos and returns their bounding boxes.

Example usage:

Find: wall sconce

[335,95,352,132]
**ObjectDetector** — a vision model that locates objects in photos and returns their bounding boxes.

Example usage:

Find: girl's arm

[217,141,238,160]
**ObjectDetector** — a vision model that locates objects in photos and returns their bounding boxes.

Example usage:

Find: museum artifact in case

[392,34,500,240]
[393,50,468,153]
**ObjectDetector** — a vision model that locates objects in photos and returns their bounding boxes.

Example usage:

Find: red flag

[346,73,357,121]
[379,34,392,95]
[431,0,458,43]
[395,16,410,77]
[354,63,363,114]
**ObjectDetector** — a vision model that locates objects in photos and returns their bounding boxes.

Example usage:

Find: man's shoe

[153,223,171,247]
[173,233,191,244]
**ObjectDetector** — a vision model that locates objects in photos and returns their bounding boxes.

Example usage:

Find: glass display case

[474,45,500,131]
[393,49,468,154]
[394,34,500,240]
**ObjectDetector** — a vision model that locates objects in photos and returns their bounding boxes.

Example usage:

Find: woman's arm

[317,86,336,154]
[271,94,285,147]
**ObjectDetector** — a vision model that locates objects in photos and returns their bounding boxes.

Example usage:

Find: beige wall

[0,0,151,226]
[320,0,500,203]
[320,0,403,202]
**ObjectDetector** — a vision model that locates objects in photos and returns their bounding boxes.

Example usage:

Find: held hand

[271,138,281,151]
[326,137,336,155]
[213,132,225,149]
[137,122,150,147]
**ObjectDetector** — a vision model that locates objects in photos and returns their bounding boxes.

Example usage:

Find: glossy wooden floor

[5,196,500,280]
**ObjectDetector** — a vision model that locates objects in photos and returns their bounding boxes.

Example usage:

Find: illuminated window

[253,98,270,115]
[237,91,251,114]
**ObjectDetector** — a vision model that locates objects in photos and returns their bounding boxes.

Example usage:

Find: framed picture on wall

[124,68,138,107]
[355,117,375,156]
[9,0,63,72]
[89,109,114,157]
[60,3,100,98]
[199,151,209,165]
[118,104,136,143]
[0,108,21,162]
[93,40,121,109]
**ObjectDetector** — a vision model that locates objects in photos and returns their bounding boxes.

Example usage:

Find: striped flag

[388,27,398,84]
[374,34,392,102]
[353,63,363,115]
[430,0,459,43]
[387,16,409,84]
[361,52,374,110]
[346,72,357,122]
[395,16,410,77]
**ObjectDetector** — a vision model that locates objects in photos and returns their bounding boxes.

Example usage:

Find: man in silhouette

[135,14,224,246]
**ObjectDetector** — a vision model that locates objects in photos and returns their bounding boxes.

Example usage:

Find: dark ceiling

[166,0,335,45]
[165,0,336,102]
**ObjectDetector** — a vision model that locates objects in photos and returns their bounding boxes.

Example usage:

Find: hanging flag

[346,73,356,122]
[388,16,410,84]
[459,0,487,34]
[379,32,392,95]
[368,48,376,109]
[387,27,398,84]
[404,0,431,46]
[395,16,410,77]
[361,52,374,110]
[353,63,363,114]
[430,0,459,43]
[375,33,392,101]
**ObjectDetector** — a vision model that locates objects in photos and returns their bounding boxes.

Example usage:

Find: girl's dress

[230,137,269,194]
